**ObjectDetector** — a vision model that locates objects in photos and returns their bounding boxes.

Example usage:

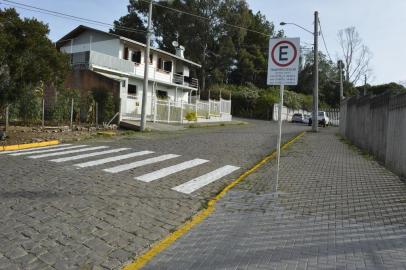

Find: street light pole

[338,60,344,100]
[280,12,319,132]
[140,0,153,132]
[312,11,319,132]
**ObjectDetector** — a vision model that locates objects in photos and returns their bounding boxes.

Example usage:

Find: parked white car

[291,113,304,123]
[308,111,330,127]
[302,114,311,124]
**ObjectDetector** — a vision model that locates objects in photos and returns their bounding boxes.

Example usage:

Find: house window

[157,58,163,69]
[128,84,137,95]
[163,61,172,72]
[157,58,172,72]
[124,47,129,60]
[156,90,168,100]
[149,53,153,64]
[131,51,142,64]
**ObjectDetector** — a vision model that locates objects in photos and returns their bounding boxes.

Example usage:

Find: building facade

[56,25,233,124]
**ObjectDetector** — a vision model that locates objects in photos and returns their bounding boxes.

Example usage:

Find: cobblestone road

[0,119,306,269]
[144,128,406,270]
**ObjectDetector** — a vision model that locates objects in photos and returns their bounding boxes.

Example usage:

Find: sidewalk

[142,128,406,270]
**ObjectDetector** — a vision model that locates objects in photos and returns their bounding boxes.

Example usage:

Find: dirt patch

[0,125,128,146]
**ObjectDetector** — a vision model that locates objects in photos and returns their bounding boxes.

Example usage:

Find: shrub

[185,112,197,121]
[91,87,116,123]
[50,88,81,124]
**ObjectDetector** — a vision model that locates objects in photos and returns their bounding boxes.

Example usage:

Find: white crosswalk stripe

[172,165,240,194]
[135,158,209,182]
[0,144,72,155]
[103,154,180,173]
[9,145,87,156]
[2,142,242,194]
[74,151,154,168]
[49,148,131,163]
[28,146,108,159]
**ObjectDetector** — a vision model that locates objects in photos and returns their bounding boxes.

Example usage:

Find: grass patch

[336,133,375,160]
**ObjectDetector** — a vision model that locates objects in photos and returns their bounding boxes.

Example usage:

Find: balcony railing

[70,51,199,89]
[173,73,199,89]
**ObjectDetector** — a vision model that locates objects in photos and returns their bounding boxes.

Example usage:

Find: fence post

[5,104,9,132]
[208,99,211,117]
[95,102,98,128]
[180,100,183,124]
[195,100,198,117]
[153,97,157,123]
[167,101,170,123]
[42,98,45,128]
[70,98,74,130]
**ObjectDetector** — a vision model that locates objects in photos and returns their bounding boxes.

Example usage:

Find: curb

[122,131,306,270]
[0,140,60,151]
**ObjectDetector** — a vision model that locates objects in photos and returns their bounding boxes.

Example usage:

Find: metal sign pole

[275,84,284,195]
[267,37,300,198]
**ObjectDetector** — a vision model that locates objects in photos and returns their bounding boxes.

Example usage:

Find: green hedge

[208,83,315,119]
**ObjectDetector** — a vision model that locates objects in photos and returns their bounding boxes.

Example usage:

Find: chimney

[176,45,185,58]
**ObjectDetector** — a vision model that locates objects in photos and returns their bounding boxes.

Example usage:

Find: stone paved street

[143,128,406,270]
[0,119,306,269]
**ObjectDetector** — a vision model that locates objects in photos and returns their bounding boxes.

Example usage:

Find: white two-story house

[56,25,231,124]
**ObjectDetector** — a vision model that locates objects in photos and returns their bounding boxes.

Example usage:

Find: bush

[208,83,313,120]
[91,87,116,123]
[15,87,42,125]
[185,112,197,121]
[50,88,81,125]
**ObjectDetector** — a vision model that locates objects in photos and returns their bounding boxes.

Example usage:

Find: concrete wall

[272,104,310,122]
[340,93,406,178]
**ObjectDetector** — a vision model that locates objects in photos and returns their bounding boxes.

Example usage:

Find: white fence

[121,98,232,123]
[272,104,310,121]
[272,104,340,126]
[153,99,231,123]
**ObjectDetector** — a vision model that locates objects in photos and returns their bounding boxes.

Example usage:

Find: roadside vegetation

[2,2,406,130]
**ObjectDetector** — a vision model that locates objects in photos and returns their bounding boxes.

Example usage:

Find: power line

[0,0,146,34]
[3,0,273,40]
[138,0,272,37]
[318,18,333,63]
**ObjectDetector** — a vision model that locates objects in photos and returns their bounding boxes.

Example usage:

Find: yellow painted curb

[122,131,306,270]
[0,140,60,151]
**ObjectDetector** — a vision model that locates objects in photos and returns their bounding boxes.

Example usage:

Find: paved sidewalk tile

[143,128,406,270]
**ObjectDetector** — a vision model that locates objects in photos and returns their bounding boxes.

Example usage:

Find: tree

[338,27,372,85]
[111,0,277,91]
[0,8,69,120]
[110,8,147,43]
[358,82,406,96]
[294,50,344,108]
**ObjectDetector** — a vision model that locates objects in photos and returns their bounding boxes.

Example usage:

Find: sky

[2,0,405,85]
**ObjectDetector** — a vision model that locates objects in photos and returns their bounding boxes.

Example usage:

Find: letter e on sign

[267,38,300,85]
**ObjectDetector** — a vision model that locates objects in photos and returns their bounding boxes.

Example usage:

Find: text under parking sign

[267,38,300,85]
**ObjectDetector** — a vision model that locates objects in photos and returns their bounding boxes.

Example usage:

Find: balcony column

[175,87,178,102]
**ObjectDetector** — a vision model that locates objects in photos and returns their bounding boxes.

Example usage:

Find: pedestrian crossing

[135,158,209,183]
[2,144,240,194]
[9,144,84,156]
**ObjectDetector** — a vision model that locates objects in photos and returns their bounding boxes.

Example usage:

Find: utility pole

[140,0,153,131]
[312,11,319,132]
[363,74,367,96]
[338,60,344,100]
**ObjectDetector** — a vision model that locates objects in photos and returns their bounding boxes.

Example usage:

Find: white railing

[70,51,199,89]
[152,98,231,123]
[89,51,134,74]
